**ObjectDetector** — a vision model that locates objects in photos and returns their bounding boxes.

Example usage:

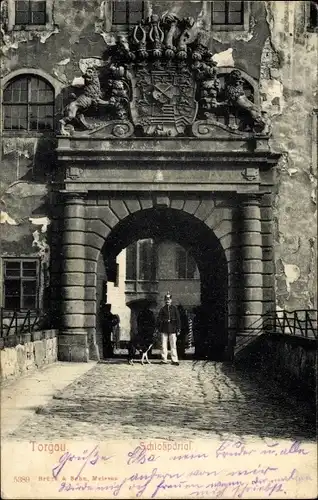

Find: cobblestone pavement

[6,360,316,442]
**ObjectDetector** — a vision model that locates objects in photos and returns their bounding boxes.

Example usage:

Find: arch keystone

[154,195,170,207]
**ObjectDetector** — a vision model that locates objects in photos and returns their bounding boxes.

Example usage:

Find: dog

[128,336,153,366]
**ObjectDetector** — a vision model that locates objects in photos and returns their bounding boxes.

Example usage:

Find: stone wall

[263,1,318,311]
[236,334,317,402]
[0,330,58,382]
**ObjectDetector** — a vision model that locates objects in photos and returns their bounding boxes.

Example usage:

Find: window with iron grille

[176,248,198,280]
[15,1,46,25]
[3,75,54,131]
[112,0,144,26]
[211,0,244,26]
[3,260,40,310]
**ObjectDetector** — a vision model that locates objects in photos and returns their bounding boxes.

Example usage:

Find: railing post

[0,308,3,337]
[15,312,18,336]
[305,311,308,337]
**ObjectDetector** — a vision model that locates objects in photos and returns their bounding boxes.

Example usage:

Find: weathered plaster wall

[261,1,318,310]
[0,136,55,305]
[0,331,58,381]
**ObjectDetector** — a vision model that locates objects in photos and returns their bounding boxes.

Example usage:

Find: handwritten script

[52,445,113,480]
[2,438,315,499]
[50,440,316,498]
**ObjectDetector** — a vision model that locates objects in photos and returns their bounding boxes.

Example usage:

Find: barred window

[112,0,144,26]
[176,248,197,280]
[3,75,54,131]
[15,1,46,25]
[3,260,39,310]
[211,1,244,25]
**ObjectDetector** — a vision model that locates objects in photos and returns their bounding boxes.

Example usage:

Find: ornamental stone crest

[131,66,197,136]
[59,13,270,138]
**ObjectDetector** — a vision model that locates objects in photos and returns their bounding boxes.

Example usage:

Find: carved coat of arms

[59,13,269,138]
[131,67,197,136]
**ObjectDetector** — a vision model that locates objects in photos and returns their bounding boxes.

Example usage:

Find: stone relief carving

[241,167,259,181]
[223,70,269,133]
[59,13,270,138]
[59,65,132,136]
[65,166,84,180]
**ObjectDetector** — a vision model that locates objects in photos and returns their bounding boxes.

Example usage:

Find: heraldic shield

[130,66,198,137]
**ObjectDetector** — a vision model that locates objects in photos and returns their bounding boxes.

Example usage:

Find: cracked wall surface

[262,1,318,310]
[0,0,317,313]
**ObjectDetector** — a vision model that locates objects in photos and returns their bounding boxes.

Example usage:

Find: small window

[176,248,197,280]
[15,1,46,25]
[3,259,40,310]
[212,1,244,26]
[309,1,318,29]
[3,75,54,131]
[112,0,144,26]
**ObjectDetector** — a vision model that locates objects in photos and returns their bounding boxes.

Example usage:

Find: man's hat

[164,292,172,299]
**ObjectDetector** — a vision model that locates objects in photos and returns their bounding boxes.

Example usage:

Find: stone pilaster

[58,192,89,362]
[240,194,264,335]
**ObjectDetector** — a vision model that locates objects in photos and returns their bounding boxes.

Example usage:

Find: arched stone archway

[54,188,268,362]
[97,206,229,360]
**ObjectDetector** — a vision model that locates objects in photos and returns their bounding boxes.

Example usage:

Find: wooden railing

[0,308,50,337]
[272,309,317,339]
[235,309,317,355]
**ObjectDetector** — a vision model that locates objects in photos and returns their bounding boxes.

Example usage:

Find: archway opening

[97,207,228,361]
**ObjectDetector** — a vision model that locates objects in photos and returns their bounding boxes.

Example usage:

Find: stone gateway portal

[48,11,281,362]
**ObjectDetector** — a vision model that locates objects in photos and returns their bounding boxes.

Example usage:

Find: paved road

[5,360,315,442]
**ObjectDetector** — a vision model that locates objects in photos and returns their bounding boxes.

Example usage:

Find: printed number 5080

[14,477,30,482]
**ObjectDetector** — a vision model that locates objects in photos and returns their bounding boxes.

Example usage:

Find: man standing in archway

[157,293,181,366]
[100,302,119,359]
[137,303,156,353]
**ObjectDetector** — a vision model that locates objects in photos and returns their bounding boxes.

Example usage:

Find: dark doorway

[99,207,228,361]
